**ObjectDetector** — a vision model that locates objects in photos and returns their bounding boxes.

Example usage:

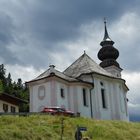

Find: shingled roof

[28,66,78,82]
[63,52,114,78]
[28,53,116,84]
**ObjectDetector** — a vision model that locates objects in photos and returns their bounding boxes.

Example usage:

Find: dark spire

[100,18,114,46]
[103,18,111,41]
[98,19,120,68]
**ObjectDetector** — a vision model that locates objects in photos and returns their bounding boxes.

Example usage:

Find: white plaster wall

[119,86,129,121]
[68,86,75,112]
[92,76,129,121]
[71,86,78,113]
[79,75,93,83]
[30,81,51,112]
[100,80,112,120]
[104,66,121,78]
[76,86,91,118]
[0,100,19,112]
[93,78,112,120]
[91,89,97,119]
[29,75,129,121]
[92,78,101,119]
[55,81,69,109]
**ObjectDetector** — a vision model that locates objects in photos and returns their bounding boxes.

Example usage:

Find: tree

[17,78,23,89]
[0,64,6,89]
[0,64,5,78]
[0,64,29,112]
[5,73,13,94]
[7,73,12,86]
[0,80,4,93]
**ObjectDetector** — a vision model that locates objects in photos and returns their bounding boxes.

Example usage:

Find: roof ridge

[36,69,48,78]
[63,53,85,74]
[84,54,94,72]
[63,53,114,78]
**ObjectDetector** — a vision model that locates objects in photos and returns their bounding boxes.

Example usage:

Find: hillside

[0,115,140,140]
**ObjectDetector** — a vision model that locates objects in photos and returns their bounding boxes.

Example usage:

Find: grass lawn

[0,115,140,140]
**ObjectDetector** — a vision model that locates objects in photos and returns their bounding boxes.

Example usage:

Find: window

[3,104,8,112]
[101,89,107,108]
[83,88,88,106]
[11,106,16,113]
[100,81,104,86]
[60,88,65,98]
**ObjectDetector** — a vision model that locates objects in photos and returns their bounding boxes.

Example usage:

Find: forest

[0,64,29,112]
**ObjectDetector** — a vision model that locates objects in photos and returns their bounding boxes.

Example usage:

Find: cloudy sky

[0,0,140,117]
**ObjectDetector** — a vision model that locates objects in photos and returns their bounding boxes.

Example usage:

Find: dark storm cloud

[28,0,134,45]
[0,0,139,68]
[0,11,19,64]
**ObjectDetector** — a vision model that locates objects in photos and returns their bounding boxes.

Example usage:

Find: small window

[11,106,16,113]
[100,81,104,86]
[101,89,107,108]
[83,88,88,106]
[3,104,8,112]
[60,88,65,98]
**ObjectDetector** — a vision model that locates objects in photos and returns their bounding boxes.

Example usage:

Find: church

[26,21,129,121]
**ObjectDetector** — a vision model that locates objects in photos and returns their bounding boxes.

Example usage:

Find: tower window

[60,88,65,98]
[83,88,88,106]
[101,89,107,108]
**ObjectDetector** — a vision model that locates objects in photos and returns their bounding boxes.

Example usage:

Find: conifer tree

[0,80,4,93]
[0,64,6,89]
[5,73,13,94]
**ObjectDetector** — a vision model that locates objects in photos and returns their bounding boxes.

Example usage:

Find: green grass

[0,115,140,140]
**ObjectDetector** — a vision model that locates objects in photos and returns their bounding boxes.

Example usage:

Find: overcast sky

[0,0,140,117]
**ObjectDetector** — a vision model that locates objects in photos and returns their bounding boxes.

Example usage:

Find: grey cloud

[0,0,139,68]
[0,11,19,64]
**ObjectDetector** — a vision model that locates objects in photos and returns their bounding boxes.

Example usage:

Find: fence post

[60,118,64,140]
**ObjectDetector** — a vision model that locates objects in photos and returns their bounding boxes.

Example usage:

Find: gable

[63,53,114,78]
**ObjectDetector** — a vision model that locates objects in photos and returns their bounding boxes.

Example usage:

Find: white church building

[27,21,129,121]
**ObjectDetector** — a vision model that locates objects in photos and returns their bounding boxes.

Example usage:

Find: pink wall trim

[50,80,57,106]
[73,87,78,113]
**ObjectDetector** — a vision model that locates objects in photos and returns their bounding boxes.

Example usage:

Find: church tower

[98,20,122,77]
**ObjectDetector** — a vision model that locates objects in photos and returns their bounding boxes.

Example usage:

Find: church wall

[92,78,101,119]
[104,66,122,78]
[68,86,76,112]
[28,75,128,121]
[54,81,92,117]
[90,89,97,119]
[79,75,93,83]
[76,86,91,118]
[29,81,51,112]
[119,85,129,121]
[55,81,69,109]
[112,82,128,121]
[93,77,112,120]
[92,75,129,121]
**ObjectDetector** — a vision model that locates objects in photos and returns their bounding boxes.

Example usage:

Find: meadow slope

[0,115,140,140]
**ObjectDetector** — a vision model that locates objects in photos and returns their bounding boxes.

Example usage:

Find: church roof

[63,52,114,78]
[29,66,78,82]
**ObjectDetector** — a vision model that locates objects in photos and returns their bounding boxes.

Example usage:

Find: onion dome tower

[98,19,122,77]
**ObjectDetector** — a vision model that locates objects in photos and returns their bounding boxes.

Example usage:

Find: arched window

[83,88,88,106]
[100,81,107,109]
[60,88,65,98]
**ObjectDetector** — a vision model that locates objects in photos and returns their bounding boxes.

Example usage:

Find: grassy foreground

[0,115,140,140]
